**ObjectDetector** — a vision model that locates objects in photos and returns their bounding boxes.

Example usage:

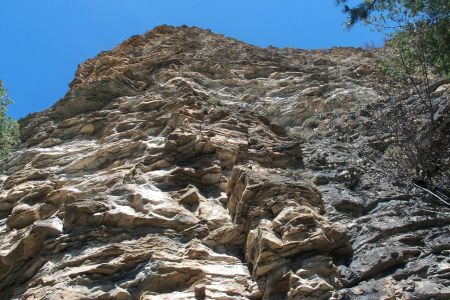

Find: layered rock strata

[1,25,449,299]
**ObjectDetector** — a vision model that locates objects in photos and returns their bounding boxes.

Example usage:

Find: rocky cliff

[1,25,449,299]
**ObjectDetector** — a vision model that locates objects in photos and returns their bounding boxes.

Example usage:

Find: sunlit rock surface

[1,25,449,299]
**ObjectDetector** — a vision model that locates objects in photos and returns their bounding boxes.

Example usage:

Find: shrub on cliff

[302,116,321,129]
[337,0,450,203]
[337,0,449,76]
[0,81,20,168]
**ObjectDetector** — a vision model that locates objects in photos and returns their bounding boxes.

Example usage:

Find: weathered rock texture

[1,25,449,299]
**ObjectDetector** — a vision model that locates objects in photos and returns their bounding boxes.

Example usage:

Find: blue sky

[0,0,383,120]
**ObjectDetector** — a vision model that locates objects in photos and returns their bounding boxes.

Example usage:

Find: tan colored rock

[178,185,204,206]
[79,123,95,135]
[1,25,449,299]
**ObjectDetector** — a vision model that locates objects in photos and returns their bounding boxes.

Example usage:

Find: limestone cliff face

[1,25,449,299]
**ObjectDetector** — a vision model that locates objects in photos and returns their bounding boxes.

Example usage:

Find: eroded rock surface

[1,25,449,299]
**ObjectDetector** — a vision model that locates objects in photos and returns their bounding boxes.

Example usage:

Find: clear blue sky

[0,0,383,120]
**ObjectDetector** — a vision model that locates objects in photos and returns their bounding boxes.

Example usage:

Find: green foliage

[337,0,450,77]
[201,105,209,115]
[338,0,450,194]
[213,99,224,106]
[288,128,321,142]
[0,81,20,168]
[337,0,449,28]
[208,97,225,107]
[302,116,321,129]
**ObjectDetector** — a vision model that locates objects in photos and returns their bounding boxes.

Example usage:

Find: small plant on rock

[302,116,321,129]
[338,0,450,204]
[0,80,20,170]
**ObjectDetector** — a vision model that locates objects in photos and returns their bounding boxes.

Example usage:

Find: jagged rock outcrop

[1,25,449,299]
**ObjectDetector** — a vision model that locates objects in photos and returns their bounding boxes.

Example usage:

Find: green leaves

[339,0,450,191]
[0,81,20,170]
[337,0,450,77]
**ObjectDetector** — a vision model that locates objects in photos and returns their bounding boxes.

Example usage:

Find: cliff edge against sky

[1,26,450,299]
